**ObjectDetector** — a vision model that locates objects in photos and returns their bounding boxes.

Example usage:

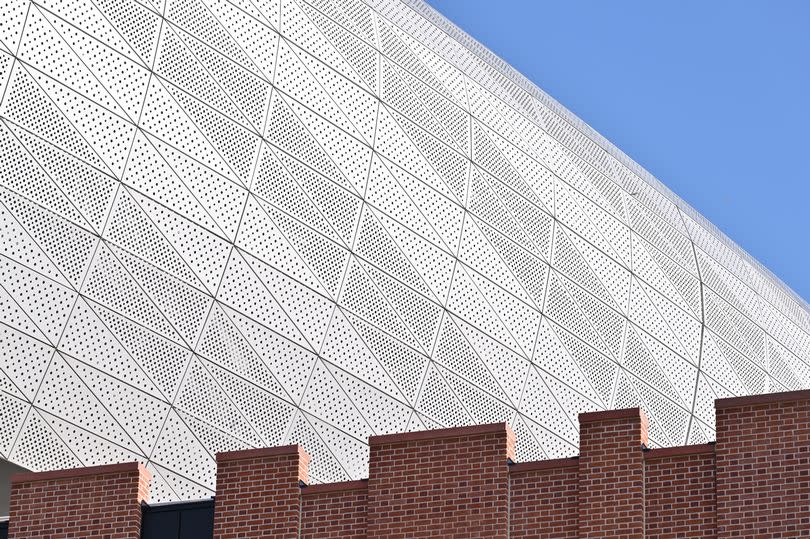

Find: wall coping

[301,479,368,495]
[11,461,148,484]
[579,407,645,423]
[509,457,579,474]
[715,389,810,409]
[644,443,715,461]
[368,422,511,445]
[216,444,308,463]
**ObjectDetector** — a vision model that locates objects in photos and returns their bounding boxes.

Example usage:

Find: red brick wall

[5,389,810,538]
[578,408,648,538]
[715,390,810,538]
[509,459,579,538]
[366,423,515,539]
[213,445,309,539]
[8,461,150,539]
[645,445,716,538]
[301,480,368,538]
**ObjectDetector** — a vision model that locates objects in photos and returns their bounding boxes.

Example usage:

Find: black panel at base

[141,498,214,539]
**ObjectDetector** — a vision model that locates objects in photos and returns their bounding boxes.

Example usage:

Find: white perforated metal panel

[0,0,808,502]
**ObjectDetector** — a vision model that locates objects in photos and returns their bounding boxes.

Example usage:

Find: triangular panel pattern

[0,0,808,504]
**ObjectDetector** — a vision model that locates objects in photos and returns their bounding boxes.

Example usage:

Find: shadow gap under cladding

[0,0,808,502]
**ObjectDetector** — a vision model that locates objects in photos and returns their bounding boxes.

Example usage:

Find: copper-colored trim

[369,423,510,445]
[509,458,579,474]
[301,480,368,495]
[11,462,147,484]
[715,389,810,409]
[644,444,715,461]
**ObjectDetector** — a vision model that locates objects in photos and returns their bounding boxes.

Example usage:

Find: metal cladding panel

[0,0,808,501]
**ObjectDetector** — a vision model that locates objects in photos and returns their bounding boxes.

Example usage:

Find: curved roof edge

[379,0,810,316]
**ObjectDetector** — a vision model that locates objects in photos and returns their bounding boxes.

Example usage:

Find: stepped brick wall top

[6,389,810,538]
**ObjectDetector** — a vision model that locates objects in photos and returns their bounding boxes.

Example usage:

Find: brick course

[6,389,810,537]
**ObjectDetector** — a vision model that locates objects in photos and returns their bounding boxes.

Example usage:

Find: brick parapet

[367,422,515,538]
[4,390,810,537]
[645,446,717,537]
[715,389,810,537]
[510,459,579,538]
[8,461,150,539]
[213,445,309,539]
[578,407,648,538]
[301,480,368,538]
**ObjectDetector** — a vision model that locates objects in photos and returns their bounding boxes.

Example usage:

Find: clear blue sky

[426,0,810,304]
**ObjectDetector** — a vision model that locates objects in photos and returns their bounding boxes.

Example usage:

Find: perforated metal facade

[0,0,808,502]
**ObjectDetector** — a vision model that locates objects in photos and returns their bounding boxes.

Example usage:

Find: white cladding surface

[0,0,809,501]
